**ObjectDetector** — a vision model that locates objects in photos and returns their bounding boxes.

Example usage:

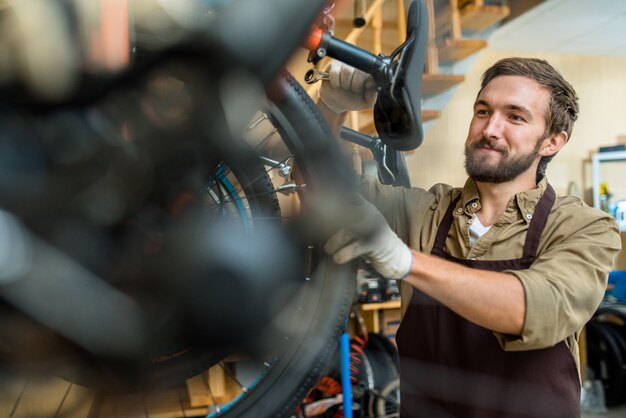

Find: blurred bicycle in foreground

[0,1,426,416]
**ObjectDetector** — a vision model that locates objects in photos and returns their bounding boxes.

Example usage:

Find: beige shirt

[360,175,622,374]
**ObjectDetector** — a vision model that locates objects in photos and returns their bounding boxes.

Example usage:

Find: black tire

[595,304,626,326]
[205,72,356,417]
[124,160,285,387]
[373,378,401,418]
[368,333,400,376]
[586,320,626,407]
[593,304,626,404]
[365,333,400,416]
[601,322,626,405]
[366,333,400,387]
[50,62,288,389]
[1,67,356,418]
[98,72,356,417]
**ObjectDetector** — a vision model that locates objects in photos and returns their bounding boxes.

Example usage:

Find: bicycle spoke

[204,179,300,215]
[220,362,247,394]
[246,112,280,150]
[379,393,400,404]
[206,375,221,414]
[204,154,296,211]
[52,382,73,418]
[9,378,28,418]
[177,389,189,418]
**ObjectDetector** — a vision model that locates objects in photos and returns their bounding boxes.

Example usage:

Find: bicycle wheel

[80,69,356,416]
[363,334,400,417]
[1,60,356,418]
[373,378,400,418]
[586,320,625,407]
[198,72,356,418]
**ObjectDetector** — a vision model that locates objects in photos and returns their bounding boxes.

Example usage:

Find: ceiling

[489,0,626,56]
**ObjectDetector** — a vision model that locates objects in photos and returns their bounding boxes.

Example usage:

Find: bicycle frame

[0,0,341,365]
[0,1,422,416]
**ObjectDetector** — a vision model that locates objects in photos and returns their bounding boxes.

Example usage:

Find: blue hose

[340,330,353,418]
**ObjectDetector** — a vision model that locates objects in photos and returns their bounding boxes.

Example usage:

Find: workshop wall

[407,49,626,204]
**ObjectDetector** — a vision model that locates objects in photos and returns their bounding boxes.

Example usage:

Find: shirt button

[471,202,478,208]
[526,213,533,220]
[467,218,474,224]
[457,208,463,213]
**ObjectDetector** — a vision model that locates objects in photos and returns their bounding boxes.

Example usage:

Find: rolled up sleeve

[358,176,436,243]
[495,215,621,351]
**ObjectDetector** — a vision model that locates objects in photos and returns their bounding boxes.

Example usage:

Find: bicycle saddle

[373,0,428,151]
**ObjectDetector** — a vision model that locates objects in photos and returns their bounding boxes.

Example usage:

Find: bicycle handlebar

[305,0,428,151]
[306,29,388,79]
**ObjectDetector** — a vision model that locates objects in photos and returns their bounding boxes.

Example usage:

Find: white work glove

[319,61,378,114]
[323,193,412,280]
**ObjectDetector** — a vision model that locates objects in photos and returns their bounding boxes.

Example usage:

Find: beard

[464,137,543,183]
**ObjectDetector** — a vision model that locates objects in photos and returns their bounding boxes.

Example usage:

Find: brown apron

[395,185,581,417]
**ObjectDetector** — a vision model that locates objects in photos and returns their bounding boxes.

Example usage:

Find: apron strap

[522,184,556,259]
[432,184,556,259]
[431,192,462,256]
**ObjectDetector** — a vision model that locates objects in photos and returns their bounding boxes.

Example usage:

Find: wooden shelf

[460,4,510,33]
[357,300,401,335]
[359,300,401,311]
[423,109,442,122]
[437,38,487,63]
[422,73,465,98]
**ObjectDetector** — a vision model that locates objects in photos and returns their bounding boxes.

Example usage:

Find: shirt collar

[460,178,481,214]
[459,177,549,223]
[515,176,548,223]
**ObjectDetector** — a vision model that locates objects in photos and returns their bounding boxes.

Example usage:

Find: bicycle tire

[365,334,400,417]
[586,320,625,407]
[368,333,400,377]
[1,65,356,417]
[603,322,626,404]
[206,71,356,418]
[373,378,400,418]
[98,71,355,412]
[122,160,285,387]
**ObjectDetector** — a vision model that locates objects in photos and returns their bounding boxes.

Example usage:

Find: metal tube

[341,126,376,150]
[353,0,367,27]
[325,35,386,76]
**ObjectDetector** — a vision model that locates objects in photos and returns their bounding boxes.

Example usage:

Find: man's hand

[319,61,378,114]
[323,193,412,280]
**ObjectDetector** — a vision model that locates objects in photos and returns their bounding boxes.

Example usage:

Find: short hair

[478,58,579,180]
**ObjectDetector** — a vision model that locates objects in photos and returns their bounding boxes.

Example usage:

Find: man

[318,57,621,417]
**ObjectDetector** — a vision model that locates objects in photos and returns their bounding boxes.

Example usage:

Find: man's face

[464,75,551,183]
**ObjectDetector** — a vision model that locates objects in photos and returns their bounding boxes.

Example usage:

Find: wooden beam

[344,0,388,45]
[396,0,407,44]
[424,0,440,74]
[186,372,211,407]
[449,0,462,39]
[372,7,384,54]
